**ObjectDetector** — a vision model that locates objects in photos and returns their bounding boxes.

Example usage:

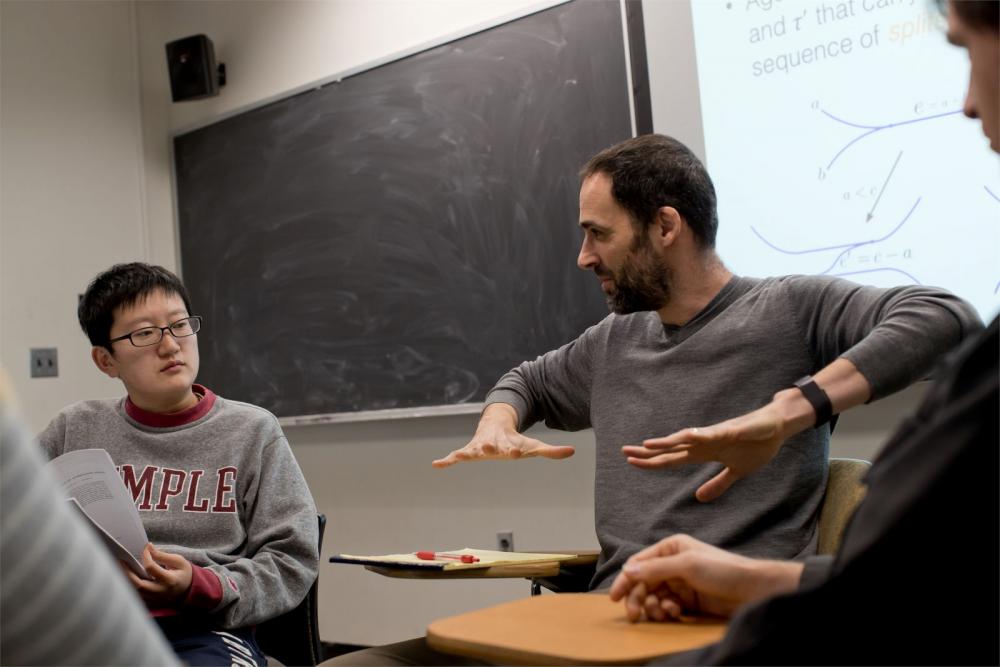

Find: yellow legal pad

[331,547,578,571]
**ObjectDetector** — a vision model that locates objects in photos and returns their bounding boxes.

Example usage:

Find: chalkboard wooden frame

[174,0,651,424]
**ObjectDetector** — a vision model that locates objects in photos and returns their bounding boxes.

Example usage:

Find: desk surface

[427,593,726,665]
[365,551,599,580]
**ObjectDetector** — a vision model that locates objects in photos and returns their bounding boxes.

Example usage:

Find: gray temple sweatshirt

[39,387,318,629]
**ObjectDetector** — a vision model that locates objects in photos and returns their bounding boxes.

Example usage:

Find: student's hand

[622,392,812,502]
[432,403,575,468]
[125,543,194,604]
[609,534,803,623]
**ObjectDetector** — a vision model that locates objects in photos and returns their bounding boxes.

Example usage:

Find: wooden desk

[364,551,599,580]
[427,593,726,665]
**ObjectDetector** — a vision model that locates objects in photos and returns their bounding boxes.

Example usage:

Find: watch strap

[793,375,834,428]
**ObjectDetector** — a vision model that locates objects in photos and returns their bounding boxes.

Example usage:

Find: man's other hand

[624,360,870,501]
[622,391,815,501]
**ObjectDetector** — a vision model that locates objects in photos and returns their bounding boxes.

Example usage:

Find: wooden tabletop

[364,551,599,580]
[427,593,726,665]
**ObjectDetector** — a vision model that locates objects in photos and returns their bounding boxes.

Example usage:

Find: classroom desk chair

[258,514,327,666]
[530,457,871,594]
[816,457,870,555]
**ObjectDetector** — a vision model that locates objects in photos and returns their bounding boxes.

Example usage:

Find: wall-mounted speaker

[165,34,226,102]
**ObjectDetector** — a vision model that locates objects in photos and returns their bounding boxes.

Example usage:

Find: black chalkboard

[175,0,639,418]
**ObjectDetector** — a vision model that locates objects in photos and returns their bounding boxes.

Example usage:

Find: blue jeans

[156,617,266,667]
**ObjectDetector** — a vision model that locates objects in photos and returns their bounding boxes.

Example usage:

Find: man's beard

[602,236,672,314]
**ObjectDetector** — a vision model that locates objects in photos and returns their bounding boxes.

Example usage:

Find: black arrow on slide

[867,151,903,222]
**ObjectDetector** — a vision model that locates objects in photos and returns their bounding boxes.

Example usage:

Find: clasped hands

[608,534,803,623]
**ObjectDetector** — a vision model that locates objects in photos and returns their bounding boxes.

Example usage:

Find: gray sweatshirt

[38,386,318,629]
[485,275,981,589]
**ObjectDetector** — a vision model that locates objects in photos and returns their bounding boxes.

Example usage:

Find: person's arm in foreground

[608,534,803,623]
[1,406,178,666]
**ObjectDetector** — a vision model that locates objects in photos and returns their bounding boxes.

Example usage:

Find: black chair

[257,514,327,666]
[529,559,596,595]
[528,551,599,595]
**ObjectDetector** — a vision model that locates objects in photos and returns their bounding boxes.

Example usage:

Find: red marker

[416,551,479,563]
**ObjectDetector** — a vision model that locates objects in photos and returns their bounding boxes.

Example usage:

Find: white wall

[0,0,148,430]
[642,0,705,160]
[0,0,926,649]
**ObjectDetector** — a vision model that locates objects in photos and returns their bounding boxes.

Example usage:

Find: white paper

[47,449,150,579]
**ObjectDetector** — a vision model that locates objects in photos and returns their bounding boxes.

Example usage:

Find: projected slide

[691,0,999,320]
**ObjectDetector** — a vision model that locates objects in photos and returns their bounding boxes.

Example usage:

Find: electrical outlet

[496,531,514,552]
[30,348,58,378]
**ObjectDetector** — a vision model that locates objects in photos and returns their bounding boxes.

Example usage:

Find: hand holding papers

[45,449,151,579]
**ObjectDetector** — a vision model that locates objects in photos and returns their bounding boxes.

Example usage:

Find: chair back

[257,514,326,666]
[532,458,871,594]
[817,458,870,555]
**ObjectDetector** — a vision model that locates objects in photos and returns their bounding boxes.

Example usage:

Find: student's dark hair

[580,134,719,248]
[79,262,192,350]
[936,0,999,33]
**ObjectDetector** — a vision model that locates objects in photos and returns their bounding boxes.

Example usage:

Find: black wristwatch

[793,375,834,428]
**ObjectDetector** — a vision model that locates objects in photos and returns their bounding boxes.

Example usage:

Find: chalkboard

[175,0,640,420]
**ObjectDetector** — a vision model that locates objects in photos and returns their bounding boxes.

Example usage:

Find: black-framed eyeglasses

[108,316,203,348]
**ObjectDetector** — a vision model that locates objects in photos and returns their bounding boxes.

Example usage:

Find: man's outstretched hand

[433,403,575,468]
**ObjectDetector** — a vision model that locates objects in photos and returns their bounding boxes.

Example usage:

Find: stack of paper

[46,448,151,579]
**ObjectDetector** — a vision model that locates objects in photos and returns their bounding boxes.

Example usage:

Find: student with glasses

[107,314,202,347]
[37,262,318,667]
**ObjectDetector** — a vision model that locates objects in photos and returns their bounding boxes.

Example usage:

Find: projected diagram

[688,0,1000,318]
[747,102,999,298]
[751,195,921,284]
[819,105,961,171]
